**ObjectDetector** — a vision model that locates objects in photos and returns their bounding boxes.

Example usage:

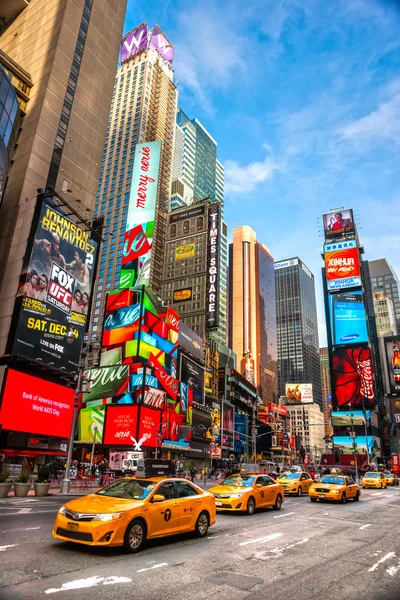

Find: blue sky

[124,0,400,345]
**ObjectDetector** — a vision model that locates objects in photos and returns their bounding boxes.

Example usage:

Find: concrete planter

[34,482,51,497]
[14,482,32,497]
[0,483,13,498]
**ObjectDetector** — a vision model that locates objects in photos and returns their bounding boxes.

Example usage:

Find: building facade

[369,259,400,333]
[319,347,332,436]
[228,226,278,405]
[286,403,325,461]
[0,0,127,355]
[88,23,178,340]
[0,63,21,204]
[373,291,397,337]
[275,257,322,408]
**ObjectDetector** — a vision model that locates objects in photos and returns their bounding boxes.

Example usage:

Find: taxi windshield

[320,476,345,485]
[221,476,255,487]
[278,472,300,480]
[97,479,156,499]
[364,472,380,478]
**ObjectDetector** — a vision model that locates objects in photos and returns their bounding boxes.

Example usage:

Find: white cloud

[224,153,278,195]
[339,93,400,143]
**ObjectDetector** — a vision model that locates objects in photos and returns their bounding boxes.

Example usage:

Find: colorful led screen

[332,347,375,408]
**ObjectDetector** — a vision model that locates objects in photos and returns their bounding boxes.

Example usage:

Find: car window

[176,481,199,498]
[263,476,275,486]
[301,474,309,480]
[156,481,176,500]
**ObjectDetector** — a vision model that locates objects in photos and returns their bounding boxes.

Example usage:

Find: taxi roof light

[135,459,176,479]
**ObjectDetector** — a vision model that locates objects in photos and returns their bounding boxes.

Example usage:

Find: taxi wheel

[340,493,346,504]
[310,497,317,502]
[354,491,360,502]
[195,512,209,538]
[124,518,146,553]
[297,486,302,497]
[273,494,282,510]
[246,497,256,515]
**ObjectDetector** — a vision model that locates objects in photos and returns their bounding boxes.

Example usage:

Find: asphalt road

[1,486,400,600]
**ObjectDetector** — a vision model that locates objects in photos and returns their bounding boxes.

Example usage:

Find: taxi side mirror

[152,494,165,503]
[256,483,263,488]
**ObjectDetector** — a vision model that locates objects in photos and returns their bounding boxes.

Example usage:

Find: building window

[196,216,204,231]
[183,220,190,234]
[170,224,177,238]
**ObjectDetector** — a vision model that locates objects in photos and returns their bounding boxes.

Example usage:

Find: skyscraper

[373,291,397,337]
[0,0,127,355]
[275,257,322,408]
[228,226,278,404]
[169,107,227,346]
[319,347,332,436]
[88,23,178,340]
[368,259,400,333]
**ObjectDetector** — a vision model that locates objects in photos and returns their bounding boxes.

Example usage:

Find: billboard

[331,410,371,427]
[206,207,220,329]
[332,347,375,408]
[173,288,192,303]
[77,406,105,442]
[384,336,400,394]
[274,258,298,270]
[169,205,205,223]
[82,365,129,405]
[0,369,74,438]
[8,198,98,372]
[120,141,161,289]
[149,25,174,65]
[325,247,362,290]
[329,291,369,345]
[323,239,357,254]
[285,383,313,403]
[332,435,378,454]
[323,209,355,241]
[121,23,148,62]
[175,243,195,261]
[178,321,203,361]
[180,355,204,404]
[137,406,161,447]
[103,405,139,445]
[192,409,211,443]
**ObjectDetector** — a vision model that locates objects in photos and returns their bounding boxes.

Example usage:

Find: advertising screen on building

[173,288,192,303]
[175,243,195,261]
[325,247,362,291]
[137,406,161,447]
[120,141,161,289]
[121,23,148,62]
[103,405,139,445]
[332,347,375,408]
[149,25,174,64]
[180,355,204,404]
[332,435,377,454]
[329,291,369,345]
[8,199,98,372]
[323,239,357,254]
[178,321,203,361]
[206,206,220,329]
[384,336,400,394]
[285,383,313,403]
[192,409,211,443]
[82,365,129,405]
[78,406,105,442]
[331,410,371,427]
[323,209,355,241]
[0,369,74,438]
[169,205,205,224]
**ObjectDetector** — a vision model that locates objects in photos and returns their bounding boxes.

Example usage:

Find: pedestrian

[98,461,106,486]
[190,467,196,483]
[0,454,5,474]
[203,465,208,486]
[91,463,96,477]
[310,468,315,481]
[276,465,280,474]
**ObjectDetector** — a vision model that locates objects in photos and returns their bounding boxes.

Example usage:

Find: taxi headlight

[331,490,340,494]
[58,505,67,516]
[95,512,125,522]
[229,494,245,499]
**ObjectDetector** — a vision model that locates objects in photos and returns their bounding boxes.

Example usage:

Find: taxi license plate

[215,501,222,507]
[319,494,325,498]
[67,522,79,531]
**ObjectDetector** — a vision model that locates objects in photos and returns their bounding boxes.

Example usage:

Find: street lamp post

[348,404,359,483]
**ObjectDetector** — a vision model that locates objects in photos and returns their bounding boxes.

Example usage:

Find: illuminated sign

[82,365,129,404]
[175,243,195,261]
[103,405,139,445]
[384,336,400,394]
[131,373,158,388]
[323,209,355,241]
[78,406,105,442]
[325,247,361,291]
[169,205,205,223]
[121,23,148,62]
[274,258,298,270]
[332,347,375,408]
[173,288,192,302]
[285,384,313,403]
[331,410,371,427]
[178,321,203,360]
[324,239,357,253]
[329,291,368,345]
[206,207,220,329]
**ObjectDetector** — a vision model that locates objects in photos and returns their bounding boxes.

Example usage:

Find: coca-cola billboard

[332,347,375,408]
[82,365,129,404]
[103,405,139,445]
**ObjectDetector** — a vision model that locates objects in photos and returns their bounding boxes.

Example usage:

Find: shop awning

[1,449,68,457]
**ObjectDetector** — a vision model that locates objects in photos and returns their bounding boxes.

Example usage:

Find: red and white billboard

[325,247,362,290]
[103,405,139,445]
[137,406,161,447]
[0,369,74,438]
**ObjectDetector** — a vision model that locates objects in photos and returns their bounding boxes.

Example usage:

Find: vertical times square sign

[206,206,220,329]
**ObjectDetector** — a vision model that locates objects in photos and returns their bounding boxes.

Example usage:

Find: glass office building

[275,258,322,408]
[368,259,400,334]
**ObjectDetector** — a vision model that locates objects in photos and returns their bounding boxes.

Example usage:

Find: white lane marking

[0,545,16,552]
[239,532,282,547]
[45,576,131,594]
[273,512,296,519]
[25,527,40,530]
[359,524,372,530]
[137,563,168,573]
[255,538,309,560]
[17,508,32,514]
[368,552,396,572]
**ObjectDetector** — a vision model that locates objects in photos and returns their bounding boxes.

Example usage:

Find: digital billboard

[323,239,357,254]
[329,291,369,345]
[120,141,161,289]
[206,206,220,329]
[178,321,203,361]
[77,406,105,442]
[180,355,204,404]
[384,336,400,394]
[332,347,375,408]
[7,198,98,372]
[332,435,377,454]
[323,209,355,241]
[285,383,313,403]
[331,410,370,427]
[0,369,74,438]
[137,406,161,447]
[173,288,192,303]
[175,243,195,261]
[149,25,174,65]
[103,405,139,446]
[192,409,211,443]
[82,365,129,405]
[325,247,362,291]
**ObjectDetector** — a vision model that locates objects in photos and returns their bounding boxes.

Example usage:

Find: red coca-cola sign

[103,405,139,445]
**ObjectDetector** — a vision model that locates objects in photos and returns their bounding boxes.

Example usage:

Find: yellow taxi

[385,473,399,486]
[308,474,360,503]
[53,461,216,553]
[209,472,284,514]
[362,471,387,489]
[276,470,314,496]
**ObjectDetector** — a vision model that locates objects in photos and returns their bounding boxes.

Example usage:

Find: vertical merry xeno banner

[120,141,162,289]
